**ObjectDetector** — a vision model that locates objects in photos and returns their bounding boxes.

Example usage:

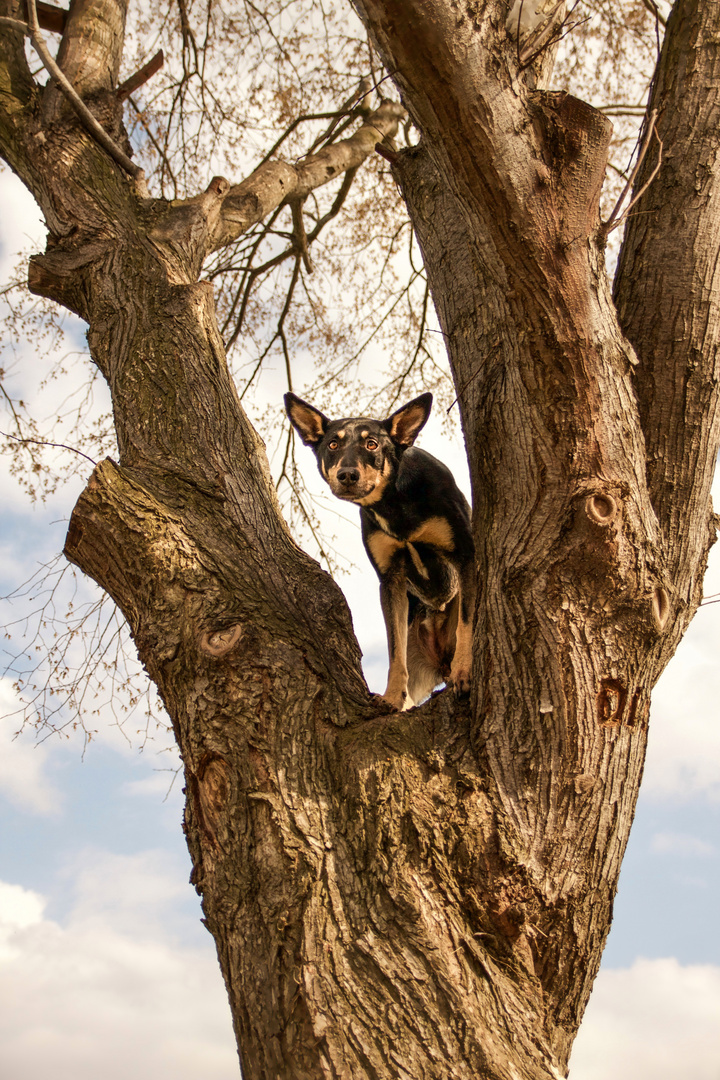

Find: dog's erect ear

[384,392,433,446]
[284,393,330,446]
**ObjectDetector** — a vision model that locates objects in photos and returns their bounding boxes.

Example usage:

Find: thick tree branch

[24,0,143,181]
[339,8,678,1065]
[615,1,720,605]
[116,48,163,101]
[352,3,637,464]
[353,3,654,565]
[0,1,37,174]
[1,0,140,228]
[42,0,128,124]
[206,100,405,254]
[21,0,67,33]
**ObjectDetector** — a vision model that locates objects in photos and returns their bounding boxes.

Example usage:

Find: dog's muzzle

[337,467,360,487]
[328,458,382,502]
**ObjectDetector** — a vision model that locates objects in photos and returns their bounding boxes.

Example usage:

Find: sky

[1,161,720,1080]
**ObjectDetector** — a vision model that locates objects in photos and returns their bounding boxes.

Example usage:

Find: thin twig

[1,429,98,465]
[127,96,177,192]
[515,0,524,70]
[306,166,359,243]
[446,344,502,414]
[519,1,585,71]
[384,279,432,412]
[610,133,663,230]
[0,383,31,441]
[253,111,345,171]
[222,163,361,354]
[0,16,29,33]
[598,105,649,117]
[640,0,667,29]
[303,77,372,158]
[602,109,662,236]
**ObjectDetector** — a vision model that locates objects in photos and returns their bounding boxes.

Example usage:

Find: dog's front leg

[449,559,476,699]
[379,569,412,711]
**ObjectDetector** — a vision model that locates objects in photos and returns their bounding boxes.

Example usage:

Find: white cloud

[0,678,62,815]
[0,858,239,1080]
[5,861,719,1080]
[59,848,193,937]
[570,958,720,1080]
[121,761,183,801]
[0,168,46,269]
[650,831,716,858]
[0,880,46,961]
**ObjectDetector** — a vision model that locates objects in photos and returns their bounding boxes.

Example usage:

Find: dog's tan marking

[407,542,430,579]
[327,458,376,491]
[410,516,455,550]
[367,531,404,573]
[355,485,385,506]
[287,398,326,444]
[450,607,472,696]
[368,511,392,533]
[326,461,340,486]
[381,579,411,711]
[321,459,328,478]
[360,429,369,439]
[336,429,345,439]
[354,460,394,506]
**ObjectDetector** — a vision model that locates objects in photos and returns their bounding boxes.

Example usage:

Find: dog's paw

[377,689,414,712]
[449,666,471,699]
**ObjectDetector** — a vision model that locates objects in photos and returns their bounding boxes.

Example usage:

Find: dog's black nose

[337,468,360,486]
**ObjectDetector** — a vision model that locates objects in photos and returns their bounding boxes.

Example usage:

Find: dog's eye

[366,438,379,451]
[328,440,339,450]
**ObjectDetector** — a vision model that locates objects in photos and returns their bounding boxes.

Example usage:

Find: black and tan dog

[285,391,475,710]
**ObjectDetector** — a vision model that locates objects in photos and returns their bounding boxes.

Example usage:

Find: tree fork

[63,460,563,1080]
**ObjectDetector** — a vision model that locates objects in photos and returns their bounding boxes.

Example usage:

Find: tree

[0,0,715,1078]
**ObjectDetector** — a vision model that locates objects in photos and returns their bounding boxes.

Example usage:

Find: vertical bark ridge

[615,0,720,612]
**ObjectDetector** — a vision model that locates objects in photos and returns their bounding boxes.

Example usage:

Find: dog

[285,391,475,711]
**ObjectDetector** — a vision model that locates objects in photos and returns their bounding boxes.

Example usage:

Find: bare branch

[20,0,67,33]
[1,428,98,465]
[602,109,661,236]
[640,0,667,29]
[519,1,586,71]
[127,95,177,190]
[290,199,312,273]
[117,49,164,101]
[304,76,372,157]
[207,100,405,253]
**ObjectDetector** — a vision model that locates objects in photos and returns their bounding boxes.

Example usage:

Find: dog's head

[284,392,432,505]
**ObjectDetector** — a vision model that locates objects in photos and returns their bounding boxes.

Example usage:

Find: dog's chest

[365,511,455,579]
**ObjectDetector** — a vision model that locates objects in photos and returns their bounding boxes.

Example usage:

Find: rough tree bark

[1,1,718,1078]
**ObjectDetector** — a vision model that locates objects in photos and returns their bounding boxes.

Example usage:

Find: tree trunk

[2,0,720,1077]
